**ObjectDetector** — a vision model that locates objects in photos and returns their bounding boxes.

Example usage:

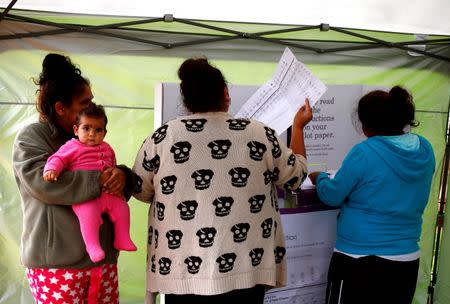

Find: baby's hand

[43,170,59,182]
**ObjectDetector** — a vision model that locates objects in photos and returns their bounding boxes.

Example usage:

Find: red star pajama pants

[26,264,119,304]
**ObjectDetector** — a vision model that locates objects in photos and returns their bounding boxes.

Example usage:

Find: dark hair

[34,53,90,126]
[357,86,418,136]
[76,102,108,128]
[178,57,227,113]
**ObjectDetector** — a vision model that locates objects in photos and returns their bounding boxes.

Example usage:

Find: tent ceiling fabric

[1,0,449,36]
[1,11,449,62]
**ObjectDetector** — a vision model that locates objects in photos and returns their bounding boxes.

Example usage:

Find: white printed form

[236,47,327,134]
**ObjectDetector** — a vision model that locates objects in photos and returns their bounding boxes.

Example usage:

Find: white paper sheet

[236,47,327,134]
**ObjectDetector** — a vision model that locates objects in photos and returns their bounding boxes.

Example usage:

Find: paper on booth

[236,47,327,134]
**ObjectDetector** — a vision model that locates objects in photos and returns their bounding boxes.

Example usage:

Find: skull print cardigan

[132,111,308,296]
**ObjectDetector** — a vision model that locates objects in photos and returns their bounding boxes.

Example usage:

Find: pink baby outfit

[44,138,136,262]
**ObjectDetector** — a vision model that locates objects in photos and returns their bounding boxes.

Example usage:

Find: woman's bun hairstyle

[358,85,418,135]
[35,53,89,125]
[38,53,81,86]
[178,57,227,113]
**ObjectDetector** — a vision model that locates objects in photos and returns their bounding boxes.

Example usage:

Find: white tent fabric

[1,0,449,36]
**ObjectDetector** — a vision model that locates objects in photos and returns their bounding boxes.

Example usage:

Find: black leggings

[165,285,267,304]
[326,252,419,304]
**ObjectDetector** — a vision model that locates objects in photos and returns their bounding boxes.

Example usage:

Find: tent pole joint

[320,23,330,31]
[164,14,174,22]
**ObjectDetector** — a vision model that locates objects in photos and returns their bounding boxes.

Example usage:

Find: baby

[44,102,136,262]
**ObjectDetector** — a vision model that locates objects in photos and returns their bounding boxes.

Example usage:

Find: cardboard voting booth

[156,82,382,303]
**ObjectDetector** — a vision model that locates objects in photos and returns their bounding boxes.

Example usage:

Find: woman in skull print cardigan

[132,58,312,303]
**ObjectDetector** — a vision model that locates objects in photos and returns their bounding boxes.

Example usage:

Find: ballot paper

[236,47,327,134]
[301,169,337,190]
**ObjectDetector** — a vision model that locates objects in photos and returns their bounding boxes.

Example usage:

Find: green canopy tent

[1,1,449,303]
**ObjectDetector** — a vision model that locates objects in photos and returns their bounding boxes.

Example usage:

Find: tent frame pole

[1,11,449,62]
[0,0,16,23]
[427,99,450,304]
[2,13,168,47]
[329,26,450,61]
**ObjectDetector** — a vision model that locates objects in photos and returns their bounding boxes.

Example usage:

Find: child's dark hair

[178,57,227,113]
[358,86,418,136]
[76,102,108,128]
[34,53,90,126]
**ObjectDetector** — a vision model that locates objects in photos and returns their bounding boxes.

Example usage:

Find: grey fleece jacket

[13,121,120,269]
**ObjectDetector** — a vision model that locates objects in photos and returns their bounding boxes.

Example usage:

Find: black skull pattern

[191,169,214,190]
[264,127,277,142]
[228,167,251,187]
[160,175,177,194]
[264,127,281,158]
[272,167,280,182]
[226,119,250,130]
[231,223,251,243]
[247,141,267,161]
[156,202,165,221]
[248,194,266,213]
[263,168,279,185]
[271,139,281,158]
[270,187,275,207]
[261,218,273,238]
[166,230,183,249]
[181,119,207,132]
[207,140,232,159]
[151,255,156,273]
[154,229,159,248]
[159,257,172,275]
[301,171,307,183]
[274,247,286,264]
[271,186,278,208]
[184,256,203,274]
[138,117,304,280]
[274,195,279,211]
[249,248,264,267]
[216,253,237,273]
[196,227,217,248]
[142,151,160,173]
[177,200,199,220]
[212,196,234,217]
[263,170,272,185]
[151,124,168,144]
[134,174,143,194]
[147,226,153,245]
[170,141,192,164]
[284,176,299,190]
[287,154,296,166]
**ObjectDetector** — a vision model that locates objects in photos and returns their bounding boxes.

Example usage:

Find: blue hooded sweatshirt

[315,134,435,255]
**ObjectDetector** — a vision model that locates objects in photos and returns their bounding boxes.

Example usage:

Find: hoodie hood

[364,134,435,182]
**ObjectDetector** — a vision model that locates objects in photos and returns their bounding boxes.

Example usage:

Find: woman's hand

[101,167,126,197]
[308,172,321,185]
[293,99,313,129]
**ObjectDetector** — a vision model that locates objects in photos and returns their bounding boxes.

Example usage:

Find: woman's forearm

[290,126,306,158]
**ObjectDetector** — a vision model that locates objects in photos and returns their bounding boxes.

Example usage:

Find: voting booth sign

[155,82,382,170]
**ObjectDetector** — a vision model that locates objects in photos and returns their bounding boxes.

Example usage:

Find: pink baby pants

[73,192,136,262]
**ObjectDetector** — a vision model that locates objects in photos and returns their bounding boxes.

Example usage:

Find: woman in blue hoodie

[309,86,435,304]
